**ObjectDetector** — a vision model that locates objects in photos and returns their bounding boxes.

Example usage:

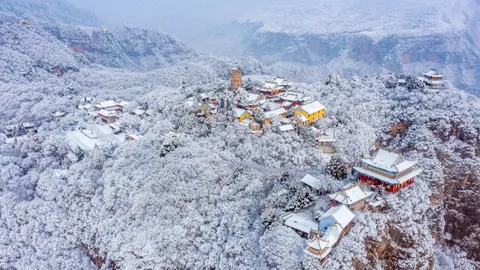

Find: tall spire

[231,65,243,91]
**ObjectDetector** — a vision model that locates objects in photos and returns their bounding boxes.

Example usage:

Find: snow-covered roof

[22,123,35,128]
[282,213,318,234]
[395,160,417,172]
[317,135,336,142]
[88,111,98,117]
[52,111,66,117]
[79,103,94,110]
[264,107,287,119]
[296,114,308,123]
[354,167,423,185]
[109,123,121,130]
[278,124,295,132]
[362,148,417,173]
[423,69,443,78]
[261,102,282,111]
[307,224,342,250]
[98,110,118,117]
[274,77,292,86]
[132,108,146,116]
[66,130,98,151]
[318,205,355,229]
[281,91,304,102]
[263,82,280,90]
[247,93,262,103]
[300,174,323,190]
[282,101,293,108]
[279,118,292,124]
[96,100,118,108]
[81,129,97,139]
[397,79,406,84]
[242,118,253,125]
[369,198,385,208]
[328,185,373,205]
[234,108,249,118]
[296,101,326,115]
[426,80,444,85]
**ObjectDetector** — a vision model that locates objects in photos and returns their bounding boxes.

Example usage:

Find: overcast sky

[67,0,272,40]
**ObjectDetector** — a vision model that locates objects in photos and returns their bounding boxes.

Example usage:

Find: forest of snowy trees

[0,2,480,270]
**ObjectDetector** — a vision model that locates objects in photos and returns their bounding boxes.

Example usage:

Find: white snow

[297,101,325,115]
[234,108,248,118]
[66,130,98,151]
[296,114,308,123]
[282,213,318,234]
[317,135,336,143]
[98,110,118,117]
[395,160,417,172]
[362,148,417,173]
[300,174,323,190]
[96,100,117,108]
[354,167,423,185]
[238,0,473,40]
[328,185,373,206]
[281,91,306,102]
[247,93,262,102]
[306,224,342,257]
[263,82,279,90]
[424,69,444,78]
[318,205,356,229]
[265,107,287,119]
[278,124,295,132]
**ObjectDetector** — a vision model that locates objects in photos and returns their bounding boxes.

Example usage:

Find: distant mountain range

[192,0,480,95]
[0,0,101,26]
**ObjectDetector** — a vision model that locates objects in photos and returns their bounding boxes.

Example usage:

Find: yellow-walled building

[294,101,326,124]
[264,107,287,125]
[234,108,251,122]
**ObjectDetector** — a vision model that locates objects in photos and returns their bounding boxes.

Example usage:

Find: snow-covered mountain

[0,0,101,26]
[0,1,479,269]
[43,24,199,71]
[195,0,480,95]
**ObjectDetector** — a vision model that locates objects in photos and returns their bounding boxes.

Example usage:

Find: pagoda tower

[231,66,243,91]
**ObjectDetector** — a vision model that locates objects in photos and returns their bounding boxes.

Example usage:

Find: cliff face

[244,31,480,95]
[362,230,435,270]
[443,161,480,260]
[390,95,480,263]
[43,25,198,71]
[431,122,480,261]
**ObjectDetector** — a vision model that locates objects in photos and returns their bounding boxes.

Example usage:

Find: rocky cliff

[43,24,198,71]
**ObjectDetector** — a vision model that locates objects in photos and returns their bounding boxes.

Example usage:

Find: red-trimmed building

[418,69,445,89]
[354,148,422,193]
[97,110,119,124]
[259,81,283,96]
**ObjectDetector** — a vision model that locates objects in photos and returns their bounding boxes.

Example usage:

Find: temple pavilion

[354,148,422,193]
